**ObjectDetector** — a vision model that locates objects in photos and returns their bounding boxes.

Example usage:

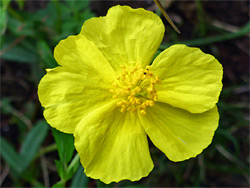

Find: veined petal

[152,44,223,113]
[80,5,164,71]
[140,102,219,162]
[38,66,113,134]
[74,102,153,184]
[54,34,116,81]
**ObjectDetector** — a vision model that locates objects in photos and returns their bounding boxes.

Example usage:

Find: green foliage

[159,22,250,50]
[70,166,90,187]
[1,37,38,63]
[0,136,24,174]
[1,0,95,68]
[51,129,80,186]
[20,121,50,169]
[1,1,94,186]
[52,128,74,164]
[37,40,58,68]
[0,0,11,36]
[53,154,80,187]
[0,120,49,176]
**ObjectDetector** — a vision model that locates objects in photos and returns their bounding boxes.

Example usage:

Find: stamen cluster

[110,64,161,115]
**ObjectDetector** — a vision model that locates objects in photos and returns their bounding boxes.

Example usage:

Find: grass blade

[159,22,250,50]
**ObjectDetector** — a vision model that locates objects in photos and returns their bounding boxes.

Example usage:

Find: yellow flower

[38,5,223,184]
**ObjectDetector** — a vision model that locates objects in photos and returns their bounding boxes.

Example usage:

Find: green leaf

[64,0,90,11]
[52,180,65,188]
[55,154,80,183]
[97,180,114,188]
[64,154,80,181]
[37,40,58,68]
[20,120,49,169]
[0,0,11,35]
[52,128,74,164]
[55,160,65,180]
[159,22,250,50]
[0,137,24,174]
[15,0,25,10]
[2,0,11,6]
[1,45,37,63]
[0,98,12,114]
[7,17,35,36]
[217,129,240,156]
[33,2,57,30]
[70,166,90,188]
[1,37,38,63]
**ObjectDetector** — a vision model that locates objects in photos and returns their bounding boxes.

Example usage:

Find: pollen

[110,64,161,115]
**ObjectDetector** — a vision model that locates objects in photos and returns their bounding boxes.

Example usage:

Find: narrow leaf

[0,0,10,35]
[0,137,24,174]
[52,181,65,188]
[37,40,58,68]
[159,22,250,50]
[55,160,65,180]
[52,128,74,164]
[64,154,80,181]
[20,120,49,169]
[70,166,90,188]
[1,42,38,63]
[15,0,25,10]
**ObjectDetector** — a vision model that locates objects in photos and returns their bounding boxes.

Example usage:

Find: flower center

[110,64,161,115]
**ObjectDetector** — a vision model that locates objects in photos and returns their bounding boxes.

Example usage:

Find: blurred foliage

[1,0,94,70]
[0,0,249,187]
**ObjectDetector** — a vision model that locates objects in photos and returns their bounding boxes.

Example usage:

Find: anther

[110,65,161,114]
[149,100,154,106]
[140,110,146,115]
[121,108,126,113]
[147,87,153,92]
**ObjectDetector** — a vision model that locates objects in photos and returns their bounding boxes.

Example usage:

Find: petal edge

[152,44,223,113]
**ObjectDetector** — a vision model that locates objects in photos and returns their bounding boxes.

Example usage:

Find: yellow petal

[152,44,223,113]
[80,5,165,70]
[38,66,113,133]
[74,102,153,184]
[54,34,116,80]
[139,102,219,162]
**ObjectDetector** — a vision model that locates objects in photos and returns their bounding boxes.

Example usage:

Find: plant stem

[67,154,80,171]
[154,0,180,34]
[35,143,57,159]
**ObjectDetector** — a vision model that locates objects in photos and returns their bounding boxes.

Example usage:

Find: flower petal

[139,102,219,162]
[54,34,116,80]
[74,102,153,184]
[38,66,113,134]
[152,44,223,113]
[80,5,165,70]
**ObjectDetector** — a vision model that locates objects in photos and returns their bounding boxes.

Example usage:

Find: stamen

[110,64,161,115]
